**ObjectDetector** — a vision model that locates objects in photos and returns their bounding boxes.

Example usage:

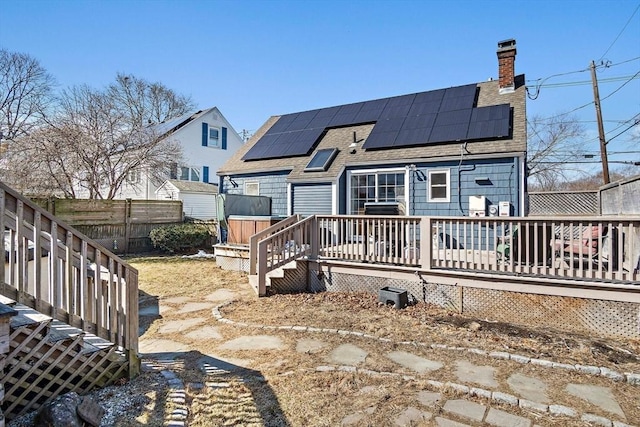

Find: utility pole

[590,60,610,184]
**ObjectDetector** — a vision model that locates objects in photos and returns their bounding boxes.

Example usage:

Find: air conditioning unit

[498,201,511,217]
[488,204,499,217]
[469,195,486,217]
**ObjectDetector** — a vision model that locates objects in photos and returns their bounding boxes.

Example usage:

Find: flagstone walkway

[139,289,639,427]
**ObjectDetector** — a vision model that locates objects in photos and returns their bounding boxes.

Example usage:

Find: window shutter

[202,123,208,146]
[221,127,227,150]
[203,166,209,183]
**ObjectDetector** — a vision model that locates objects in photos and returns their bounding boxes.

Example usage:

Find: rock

[77,396,105,427]
[468,321,482,331]
[34,392,83,427]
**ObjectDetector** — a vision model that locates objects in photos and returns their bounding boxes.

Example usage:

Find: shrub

[149,223,214,253]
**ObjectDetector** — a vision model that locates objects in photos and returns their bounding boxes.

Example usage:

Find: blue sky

[1,0,638,173]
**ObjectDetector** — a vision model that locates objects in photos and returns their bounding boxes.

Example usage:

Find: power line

[600,70,640,101]
[607,117,640,143]
[598,3,640,62]
[534,73,640,89]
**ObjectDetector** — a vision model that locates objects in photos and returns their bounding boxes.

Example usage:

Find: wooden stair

[250,260,309,295]
[0,296,127,420]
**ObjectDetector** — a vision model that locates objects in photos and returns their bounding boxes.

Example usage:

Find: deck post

[420,217,433,271]
[257,240,267,296]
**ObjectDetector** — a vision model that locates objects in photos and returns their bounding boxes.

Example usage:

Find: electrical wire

[534,73,640,89]
[598,3,640,62]
[600,70,640,101]
[606,117,640,143]
[526,67,590,100]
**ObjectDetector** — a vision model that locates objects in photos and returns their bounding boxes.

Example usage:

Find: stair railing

[0,181,139,376]
[248,214,301,275]
[255,215,315,296]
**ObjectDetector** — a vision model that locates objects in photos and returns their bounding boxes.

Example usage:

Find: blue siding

[221,171,289,216]
[410,157,521,216]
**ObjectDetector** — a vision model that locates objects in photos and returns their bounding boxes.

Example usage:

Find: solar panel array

[242,84,511,161]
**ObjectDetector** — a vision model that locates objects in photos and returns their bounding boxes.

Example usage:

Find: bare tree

[3,74,192,199]
[527,115,587,191]
[108,73,195,126]
[0,49,55,141]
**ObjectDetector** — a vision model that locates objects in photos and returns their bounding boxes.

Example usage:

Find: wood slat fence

[32,198,184,253]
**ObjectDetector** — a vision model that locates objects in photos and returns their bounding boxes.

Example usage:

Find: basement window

[305,148,338,172]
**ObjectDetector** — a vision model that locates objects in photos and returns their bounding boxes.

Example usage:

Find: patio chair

[553,225,612,267]
[496,225,517,261]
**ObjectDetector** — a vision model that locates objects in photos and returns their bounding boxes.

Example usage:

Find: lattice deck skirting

[2,303,128,420]
[306,269,640,339]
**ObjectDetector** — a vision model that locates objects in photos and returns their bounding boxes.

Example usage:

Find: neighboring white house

[102,107,244,200]
[155,179,218,220]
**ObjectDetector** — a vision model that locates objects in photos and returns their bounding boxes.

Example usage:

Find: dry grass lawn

[109,256,640,426]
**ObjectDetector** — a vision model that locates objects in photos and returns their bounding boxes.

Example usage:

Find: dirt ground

[13,255,636,427]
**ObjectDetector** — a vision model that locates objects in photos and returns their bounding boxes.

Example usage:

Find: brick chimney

[497,39,516,93]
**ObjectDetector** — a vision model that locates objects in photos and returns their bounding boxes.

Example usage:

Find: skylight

[304,148,338,172]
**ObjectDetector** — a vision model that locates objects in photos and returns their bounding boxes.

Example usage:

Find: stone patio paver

[177,302,215,314]
[485,407,532,427]
[566,383,626,418]
[416,390,442,406]
[435,417,472,427]
[296,338,328,354]
[327,343,368,365]
[158,317,206,334]
[442,399,487,422]
[185,326,223,340]
[454,360,498,388]
[507,373,549,403]
[394,406,432,426]
[219,335,286,351]
[386,350,444,373]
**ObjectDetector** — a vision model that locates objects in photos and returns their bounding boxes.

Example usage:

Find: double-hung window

[428,170,450,202]
[202,123,228,149]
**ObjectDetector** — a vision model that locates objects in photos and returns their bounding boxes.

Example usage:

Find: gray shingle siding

[222,172,289,216]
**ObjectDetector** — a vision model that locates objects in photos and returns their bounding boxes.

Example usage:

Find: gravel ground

[7,370,169,427]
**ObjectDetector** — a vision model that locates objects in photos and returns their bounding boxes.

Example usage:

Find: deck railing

[0,182,139,374]
[253,214,639,288]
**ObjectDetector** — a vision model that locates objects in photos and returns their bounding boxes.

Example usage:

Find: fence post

[124,199,132,253]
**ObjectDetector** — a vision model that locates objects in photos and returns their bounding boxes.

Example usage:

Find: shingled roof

[218,77,526,182]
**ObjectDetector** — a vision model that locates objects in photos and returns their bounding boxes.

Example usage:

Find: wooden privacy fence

[33,198,184,253]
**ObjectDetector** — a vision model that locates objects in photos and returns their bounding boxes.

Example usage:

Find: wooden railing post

[420,217,433,271]
[257,240,268,296]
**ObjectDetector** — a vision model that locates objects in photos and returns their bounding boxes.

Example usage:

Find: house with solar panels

[105,107,243,207]
[217,39,525,220]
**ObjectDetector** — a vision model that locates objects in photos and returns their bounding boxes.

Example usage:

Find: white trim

[427,169,451,203]
[287,182,292,216]
[331,181,337,215]
[520,156,526,217]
